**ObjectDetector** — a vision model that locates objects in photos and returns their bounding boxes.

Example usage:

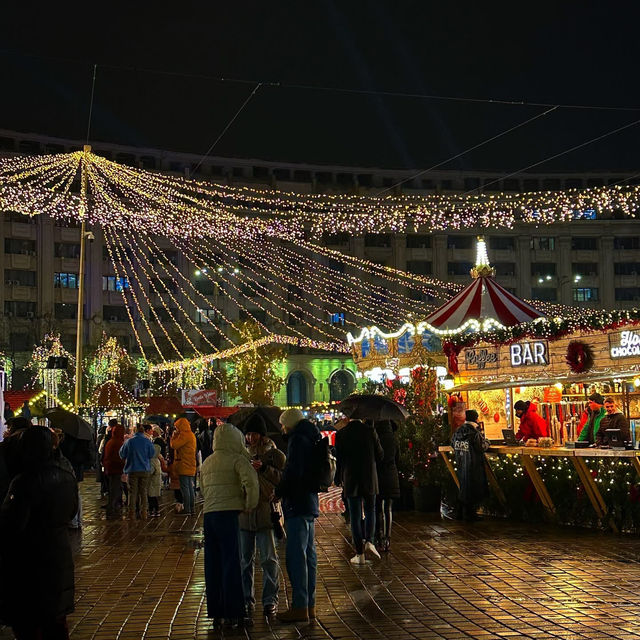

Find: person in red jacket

[103,424,126,519]
[514,401,549,442]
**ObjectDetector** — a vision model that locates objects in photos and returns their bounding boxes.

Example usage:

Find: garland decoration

[566,340,595,374]
[444,308,640,352]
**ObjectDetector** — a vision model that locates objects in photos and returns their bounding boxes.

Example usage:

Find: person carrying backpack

[274,408,320,624]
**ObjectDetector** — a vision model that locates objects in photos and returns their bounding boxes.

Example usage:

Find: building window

[614,237,640,250]
[322,232,350,246]
[448,261,473,276]
[615,262,640,276]
[571,237,598,251]
[196,309,222,324]
[149,250,178,266]
[615,287,640,301]
[4,238,36,255]
[530,237,556,251]
[54,243,81,259]
[194,279,215,295]
[447,235,474,250]
[4,269,36,287]
[531,262,556,277]
[151,278,177,294]
[102,276,130,291]
[489,237,515,251]
[573,287,599,302]
[406,260,432,275]
[4,301,36,318]
[364,234,391,248]
[54,303,77,320]
[494,262,516,277]
[103,305,129,322]
[406,235,432,249]
[572,263,599,276]
[329,312,345,325]
[287,371,308,406]
[54,272,79,288]
[531,287,558,302]
[329,370,355,402]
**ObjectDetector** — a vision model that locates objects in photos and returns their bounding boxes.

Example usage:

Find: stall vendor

[595,397,631,446]
[513,400,549,442]
[577,393,606,445]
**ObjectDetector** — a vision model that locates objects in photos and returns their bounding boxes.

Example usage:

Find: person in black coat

[374,420,400,552]
[335,418,384,565]
[451,409,489,521]
[0,426,78,639]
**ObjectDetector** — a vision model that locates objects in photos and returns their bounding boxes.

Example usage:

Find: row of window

[324,233,640,252]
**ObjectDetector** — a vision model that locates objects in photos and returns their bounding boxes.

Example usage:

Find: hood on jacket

[290,419,320,442]
[173,417,191,435]
[111,424,125,441]
[213,422,251,456]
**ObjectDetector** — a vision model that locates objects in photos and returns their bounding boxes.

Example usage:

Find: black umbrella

[44,407,93,441]
[338,394,410,423]
[228,406,283,433]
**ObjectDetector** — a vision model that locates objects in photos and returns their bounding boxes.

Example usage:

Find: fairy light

[109,229,186,359]
[114,229,205,355]
[104,228,164,361]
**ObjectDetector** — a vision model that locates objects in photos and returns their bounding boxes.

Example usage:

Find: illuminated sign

[464,347,498,370]
[510,341,548,367]
[610,330,640,358]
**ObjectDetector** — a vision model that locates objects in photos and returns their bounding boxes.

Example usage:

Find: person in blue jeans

[238,414,286,619]
[275,409,320,624]
[119,424,155,520]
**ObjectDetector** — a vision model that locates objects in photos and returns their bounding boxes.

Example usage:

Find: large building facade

[1,128,639,400]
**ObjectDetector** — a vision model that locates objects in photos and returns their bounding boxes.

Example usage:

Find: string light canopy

[1,151,640,239]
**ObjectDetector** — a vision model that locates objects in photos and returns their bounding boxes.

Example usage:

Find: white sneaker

[350,553,366,565]
[365,542,381,560]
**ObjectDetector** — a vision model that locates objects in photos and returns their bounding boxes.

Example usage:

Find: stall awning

[453,368,640,393]
[187,406,237,420]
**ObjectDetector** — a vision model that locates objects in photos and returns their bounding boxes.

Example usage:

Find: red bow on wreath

[566,340,595,374]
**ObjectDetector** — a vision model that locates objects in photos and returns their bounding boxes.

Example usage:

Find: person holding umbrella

[335,417,384,565]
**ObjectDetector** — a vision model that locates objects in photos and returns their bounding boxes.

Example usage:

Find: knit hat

[513,400,529,412]
[244,413,267,436]
[465,409,479,423]
[279,408,304,431]
[589,392,605,405]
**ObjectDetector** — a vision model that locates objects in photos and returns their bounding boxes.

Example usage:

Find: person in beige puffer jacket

[200,423,259,627]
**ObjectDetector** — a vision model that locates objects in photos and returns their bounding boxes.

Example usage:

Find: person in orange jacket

[170,417,198,515]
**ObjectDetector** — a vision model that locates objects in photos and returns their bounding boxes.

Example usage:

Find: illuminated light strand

[224,237,415,329]
[104,228,163,361]
[109,229,184,359]
[150,333,350,376]
[444,308,640,349]
[204,240,346,340]
[136,233,236,347]
[116,228,205,355]
[252,237,440,322]
[177,238,300,337]
[172,238,271,334]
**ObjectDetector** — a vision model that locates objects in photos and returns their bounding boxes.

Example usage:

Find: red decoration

[566,340,595,374]
[442,342,461,375]
[494,412,500,422]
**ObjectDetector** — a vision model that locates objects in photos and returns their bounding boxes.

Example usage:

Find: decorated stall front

[446,311,640,442]
[440,310,640,532]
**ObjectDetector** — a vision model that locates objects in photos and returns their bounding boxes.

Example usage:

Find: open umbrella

[44,407,93,441]
[338,394,409,423]
[228,406,283,433]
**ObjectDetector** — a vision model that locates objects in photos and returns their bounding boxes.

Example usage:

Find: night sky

[2,2,639,172]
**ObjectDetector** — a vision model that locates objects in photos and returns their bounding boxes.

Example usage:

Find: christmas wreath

[566,340,595,373]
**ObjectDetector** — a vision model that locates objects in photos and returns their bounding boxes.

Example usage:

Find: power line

[467,117,640,194]
[193,83,262,172]
[377,106,559,195]
[85,64,97,145]
[1,50,639,113]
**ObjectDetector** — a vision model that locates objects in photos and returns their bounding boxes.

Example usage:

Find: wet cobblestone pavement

[4,482,640,639]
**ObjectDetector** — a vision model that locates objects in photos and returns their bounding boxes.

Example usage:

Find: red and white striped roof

[425,275,544,330]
